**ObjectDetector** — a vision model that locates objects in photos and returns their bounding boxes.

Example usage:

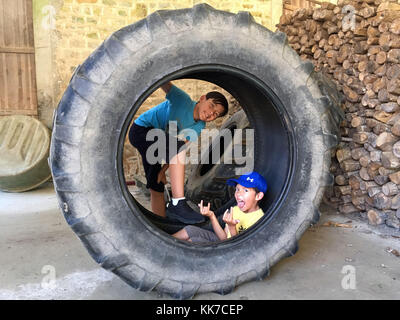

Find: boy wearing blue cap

[172,171,267,242]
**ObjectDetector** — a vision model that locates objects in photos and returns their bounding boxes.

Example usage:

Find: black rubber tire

[50,4,344,299]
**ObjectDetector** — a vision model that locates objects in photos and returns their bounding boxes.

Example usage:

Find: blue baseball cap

[226,171,267,193]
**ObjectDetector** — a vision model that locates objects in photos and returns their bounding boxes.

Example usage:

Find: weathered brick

[51,0,283,110]
[93,7,102,16]
[102,0,116,6]
[120,1,132,7]
[87,17,98,24]
[118,10,127,17]
[70,39,86,48]
[86,32,99,39]
[72,16,85,24]
[133,3,147,18]
[84,7,92,15]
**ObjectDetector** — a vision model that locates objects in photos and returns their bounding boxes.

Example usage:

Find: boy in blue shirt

[129,82,228,223]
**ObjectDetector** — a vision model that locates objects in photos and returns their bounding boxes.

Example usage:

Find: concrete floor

[0,182,399,300]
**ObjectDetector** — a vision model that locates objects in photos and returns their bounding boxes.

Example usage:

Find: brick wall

[33,0,282,188]
[51,0,282,108]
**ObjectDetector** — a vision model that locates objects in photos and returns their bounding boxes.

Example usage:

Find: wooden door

[0,0,38,116]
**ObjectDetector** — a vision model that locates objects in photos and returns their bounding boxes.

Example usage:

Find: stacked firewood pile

[277,0,400,229]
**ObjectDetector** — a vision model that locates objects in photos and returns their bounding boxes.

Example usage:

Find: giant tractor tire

[50,4,343,299]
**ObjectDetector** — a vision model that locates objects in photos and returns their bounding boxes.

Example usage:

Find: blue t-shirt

[134,85,205,141]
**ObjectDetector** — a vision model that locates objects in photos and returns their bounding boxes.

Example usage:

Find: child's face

[197,96,225,122]
[234,184,263,213]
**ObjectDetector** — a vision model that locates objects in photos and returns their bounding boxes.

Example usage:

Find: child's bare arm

[227,224,237,237]
[161,82,172,94]
[223,207,239,238]
[209,215,227,240]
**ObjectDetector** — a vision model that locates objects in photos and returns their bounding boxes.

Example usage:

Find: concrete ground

[0,182,399,300]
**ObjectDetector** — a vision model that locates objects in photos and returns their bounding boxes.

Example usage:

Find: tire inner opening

[121,65,295,240]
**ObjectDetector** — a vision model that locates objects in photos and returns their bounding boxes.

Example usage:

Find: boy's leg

[172,227,190,240]
[174,226,219,243]
[169,148,186,198]
[130,124,203,224]
[150,189,166,217]
[129,123,167,217]
[165,142,204,224]
[166,137,204,224]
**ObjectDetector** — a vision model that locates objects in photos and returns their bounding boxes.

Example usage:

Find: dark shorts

[129,122,186,193]
[184,225,220,243]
